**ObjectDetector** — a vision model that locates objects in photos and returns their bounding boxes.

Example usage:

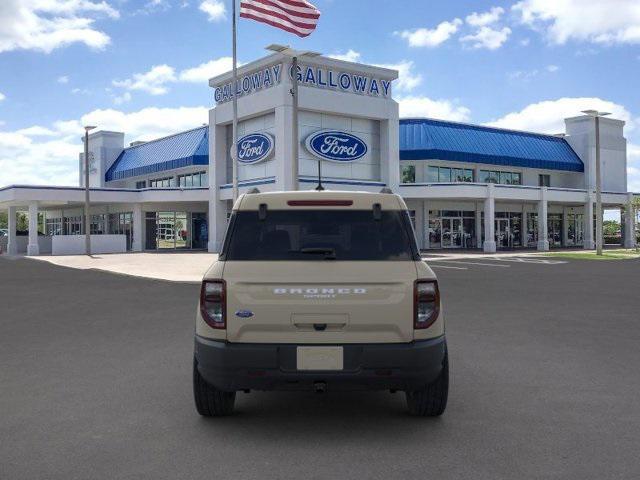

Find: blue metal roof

[399,118,584,172]
[105,126,209,181]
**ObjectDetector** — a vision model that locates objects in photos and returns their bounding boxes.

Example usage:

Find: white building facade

[0,53,637,255]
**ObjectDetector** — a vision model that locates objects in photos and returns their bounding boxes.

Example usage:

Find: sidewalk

[16,247,618,282]
[27,252,217,283]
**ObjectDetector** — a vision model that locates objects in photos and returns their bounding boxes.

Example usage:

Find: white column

[422,200,429,250]
[132,204,143,252]
[562,207,569,247]
[624,193,636,248]
[7,206,18,255]
[274,104,294,191]
[475,202,483,249]
[584,196,595,249]
[104,207,110,234]
[483,185,496,253]
[537,187,549,251]
[27,203,40,256]
[209,116,231,253]
[381,117,400,192]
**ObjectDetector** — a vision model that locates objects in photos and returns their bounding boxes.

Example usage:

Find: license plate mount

[296,346,344,371]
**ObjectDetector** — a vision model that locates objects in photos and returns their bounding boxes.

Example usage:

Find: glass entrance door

[495,218,512,249]
[157,212,176,249]
[442,218,463,248]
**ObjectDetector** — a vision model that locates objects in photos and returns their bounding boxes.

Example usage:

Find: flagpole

[231,0,239,201]
[291,55,299,191]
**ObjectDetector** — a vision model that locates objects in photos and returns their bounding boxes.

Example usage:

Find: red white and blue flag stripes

[239,0,321,37]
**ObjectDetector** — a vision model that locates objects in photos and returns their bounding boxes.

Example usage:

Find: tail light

[200,280,226,329]
[414,280,440,329]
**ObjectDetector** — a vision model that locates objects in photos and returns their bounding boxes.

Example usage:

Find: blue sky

[1,0,639,197]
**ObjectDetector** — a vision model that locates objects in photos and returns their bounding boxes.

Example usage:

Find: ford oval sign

[234,133,274,164]
[305,130,368,163]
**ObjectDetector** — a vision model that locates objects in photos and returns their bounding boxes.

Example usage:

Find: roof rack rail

[379,187,393,194]
[246,188,261,194]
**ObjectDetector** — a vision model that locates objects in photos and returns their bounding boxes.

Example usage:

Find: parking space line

[491,257,568,265]
[430,264,468,270]
[427,260,510,268]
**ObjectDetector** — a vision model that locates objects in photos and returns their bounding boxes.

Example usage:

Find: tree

[603,220,620,237]
[0,211,6,230]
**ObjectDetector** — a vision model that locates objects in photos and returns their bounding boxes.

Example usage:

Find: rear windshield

[221,209,419,261]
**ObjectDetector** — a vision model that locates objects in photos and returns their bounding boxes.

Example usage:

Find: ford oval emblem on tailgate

[235,310,254,318]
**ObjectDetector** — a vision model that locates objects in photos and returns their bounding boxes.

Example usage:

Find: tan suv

[193,190,448,416]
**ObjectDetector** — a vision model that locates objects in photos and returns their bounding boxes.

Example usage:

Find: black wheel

[193,359,236,417]
[405,349,449,417]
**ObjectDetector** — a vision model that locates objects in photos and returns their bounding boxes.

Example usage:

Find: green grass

[545,249,640,260]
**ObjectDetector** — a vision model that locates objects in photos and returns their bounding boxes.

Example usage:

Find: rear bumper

[194,335,447,392]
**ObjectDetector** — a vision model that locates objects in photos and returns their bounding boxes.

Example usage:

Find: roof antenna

[315,159,325,191]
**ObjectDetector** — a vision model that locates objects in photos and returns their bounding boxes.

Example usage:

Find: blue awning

[399,118,584,172]
[105,126,209,181]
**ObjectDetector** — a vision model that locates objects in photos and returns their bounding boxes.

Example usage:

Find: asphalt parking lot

[1,256,640,480]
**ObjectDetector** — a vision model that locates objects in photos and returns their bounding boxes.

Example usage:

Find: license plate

[296,346,344,371]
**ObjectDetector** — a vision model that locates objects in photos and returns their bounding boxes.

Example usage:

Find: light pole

[266,44,320,191]
[582,110,610,256]
[83,125,96,255]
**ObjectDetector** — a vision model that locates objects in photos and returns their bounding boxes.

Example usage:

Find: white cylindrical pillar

[7,206,18,255]
[483,185,496,253]
[132,204,143,252]
[583,196,595,249]
[27,203,40,256]
[624,193,636,249]
[537,187,549,251]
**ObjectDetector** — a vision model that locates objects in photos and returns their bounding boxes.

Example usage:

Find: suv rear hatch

[220,202,420,344]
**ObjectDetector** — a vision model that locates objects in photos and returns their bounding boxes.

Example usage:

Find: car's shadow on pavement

[192,390,447,439]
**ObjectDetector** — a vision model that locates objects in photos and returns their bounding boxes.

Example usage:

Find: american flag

[240,0,321,38]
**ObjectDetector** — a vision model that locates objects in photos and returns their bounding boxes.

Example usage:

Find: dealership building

[0,52,637,255]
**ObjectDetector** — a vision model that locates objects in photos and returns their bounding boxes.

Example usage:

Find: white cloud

[508,64,560,81]
[461,26,511,50]
[513,0,640,45]
[113,64,177,95]
[179,57,234,82]
[328,50,362,63]
[57,75,69,84]
[0,92,5,102]
[396,19,463,47]
[373,60,422,93]
[199,0,226,21]
[520,38,531,46]
[113,91,132,105]
[0,0,119,54]
[112,57,235,96]
[486,97,635,134]
[0,106,208,187]
[398,96,471,122]
[466,6,504,27]
[136,0,170,15]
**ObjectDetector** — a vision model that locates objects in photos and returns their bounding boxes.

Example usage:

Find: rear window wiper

[298,247,336,260]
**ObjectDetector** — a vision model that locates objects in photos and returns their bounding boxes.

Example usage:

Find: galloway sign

[214,64,282,104]
[234,133,275,164]
[213,61,394,104]
[292,64,392,99]
[305,131,368,163]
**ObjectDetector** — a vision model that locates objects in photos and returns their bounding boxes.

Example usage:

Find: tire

[405,348,449,417]
[193,359,236,417]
